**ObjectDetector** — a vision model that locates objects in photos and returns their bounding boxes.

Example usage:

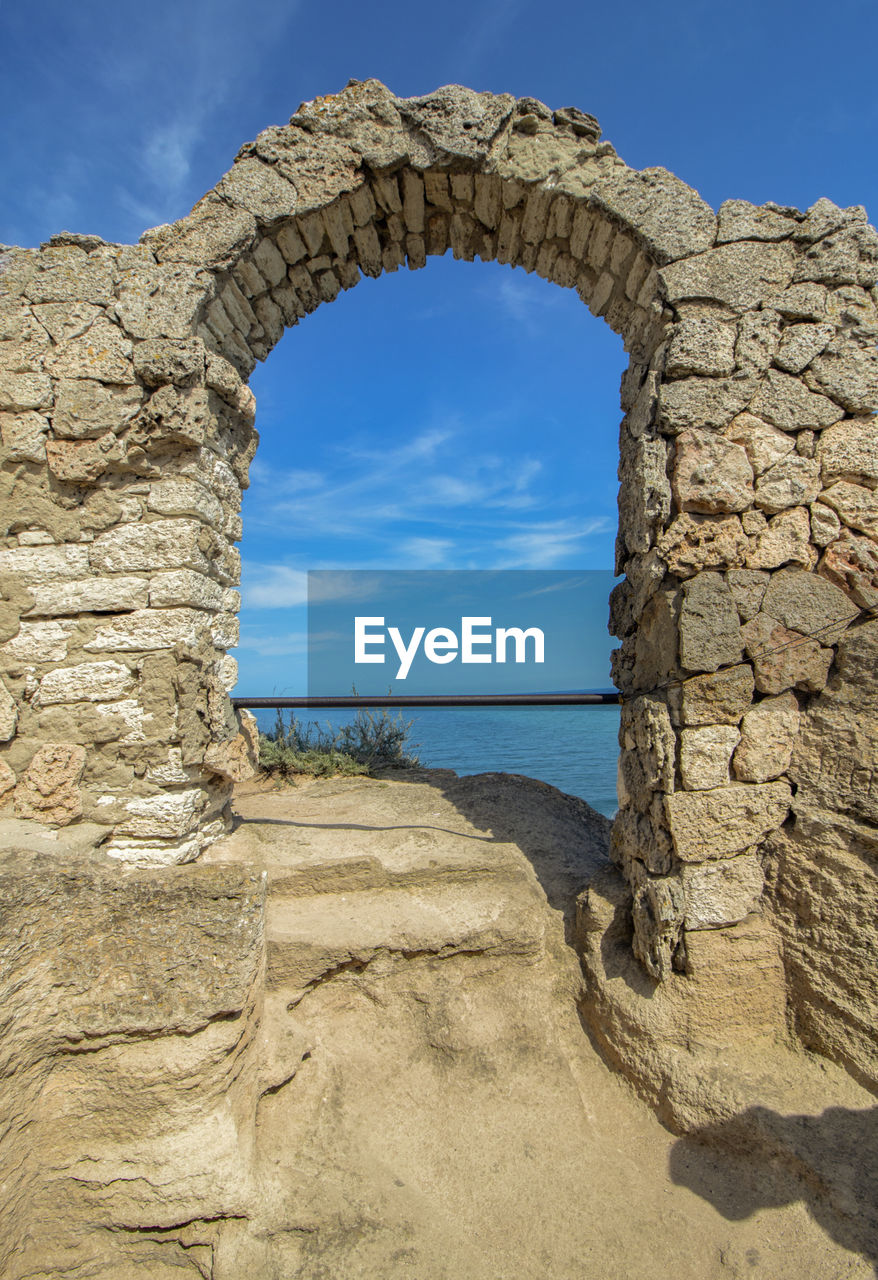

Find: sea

[251,702,621,819]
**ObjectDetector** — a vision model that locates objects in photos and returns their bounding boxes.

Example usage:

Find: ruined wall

[0,81,876,1086]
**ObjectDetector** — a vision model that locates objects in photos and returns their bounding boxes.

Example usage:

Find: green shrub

[259,707,419,779]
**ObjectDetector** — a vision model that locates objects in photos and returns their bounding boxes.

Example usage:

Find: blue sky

[3,0,877,694]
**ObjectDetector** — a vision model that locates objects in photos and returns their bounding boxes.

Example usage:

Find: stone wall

[1,80,876,1085]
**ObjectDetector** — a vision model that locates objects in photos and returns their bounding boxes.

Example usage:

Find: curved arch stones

[1,82,877,1072]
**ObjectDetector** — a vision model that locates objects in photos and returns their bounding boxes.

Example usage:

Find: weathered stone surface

[733,691,799,783]
[0,370,53,411]
[741,612,834,694]
[726,568,769,621]
[748,368,843,432]
[0,679,17,741]
[672,664,755,726]
[632,873,684,980]
[746,506,814,570]
[820,479,878,538]
[45,435,123,484]
[202,724,259,782]
[0,620,75,663]
[672,429,753,513]
[716,200,797,244]
[24,575,149,617]
[808,338,878,414]
[618,694,676,797]
[809,501,842,547]
[0,410,49,461]
[148,570,225,611]
[753,453,820,513]
[660,241,794,312]
[761,568,859,641]
[725,411,796,475]
[666,315,736,378]
[817,416,878,487]
[587,165,716,265]
[0,543,90,583]
[147,478,223,525]
[657,375,754,434]
[775,322,834,375]
[819,528,878,608]
[657,512,748,574]
[679,572,743,672]
[664,781,791,861]
[14,742,86,824]
[37,660,134,705]
[84,608,210,653]
[44,318,134,383]
[0,758,15,802]
[679,724,740,790]
[617,434,671,554]
[89,520,211,574]
[51,378,141,440]
[114,263,213,340]
[681,852,764,928]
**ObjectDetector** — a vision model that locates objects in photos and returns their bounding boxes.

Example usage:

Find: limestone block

[820,480,878,539]
[657,513,748,574]
[754,454,821,514]
[132,337,206,388]
[632,873,684,980]
[0,759,15,804]
[666,315,736,378]
[679,725,740,790]
[679,573,743,673]
[726,569,769,621]
[253,236,288,287]
[211,612,239,649]
[611,797,675,876]
[204,352,242,404]
[817,418,878,487]
[819,529,878,609]
[102,830,205,865]
[716,200,797,243]
[0,543,90,583]
[617,434,671,554]
[51,378,142,439]
[44,318,134,383]
[810,502,842,547]
[14,742,86,825]
[94,698,147,743]
[619,694,676,794]
[725,412,796,476]
[794,221,878,288]
[775,322,834,375]
[741,613,834,694]
[746,506,813,570]
[23,253,113,305]
[761,568,860,641]
[672,664,755,726]
[149,570,225,611]
[664,780,791,861]
[748,368,844,432]
[84,608,210,653]
[659,241,794,312]
[38,660,134,705]
[89,520,210,575]
[657,375,754,434]
[217,155,297,223]
[0,679,17,741]
[0,371,53,411]
[733,310,781,375]
[808,338,878,414]
[672,429,754,514]
[147,478,223,526]
[202,728,258,782]
[46,435,124,484]
[681,853,764,929]
[587,164,716,265]
[25,575,149,617]
[114,263,214,341]
[31,300,101,343]
[777,282,828,320]
[0,410,48,461]
[144,196,256,269]
[733,691,799,783]
[117,787,204,838]
[216,654,238,692]
[0,620,76,663]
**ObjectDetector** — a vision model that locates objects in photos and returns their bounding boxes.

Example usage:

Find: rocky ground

[0,768,875,1278]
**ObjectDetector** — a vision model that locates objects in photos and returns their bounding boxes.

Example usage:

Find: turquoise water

[252,704,621,818]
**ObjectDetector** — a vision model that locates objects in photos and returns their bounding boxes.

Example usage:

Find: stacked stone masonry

[1,82,876,1084]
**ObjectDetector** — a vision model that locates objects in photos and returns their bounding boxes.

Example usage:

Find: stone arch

[1,82,877,1083]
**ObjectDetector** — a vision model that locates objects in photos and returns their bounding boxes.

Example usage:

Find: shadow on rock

[669,1104,878,1275]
